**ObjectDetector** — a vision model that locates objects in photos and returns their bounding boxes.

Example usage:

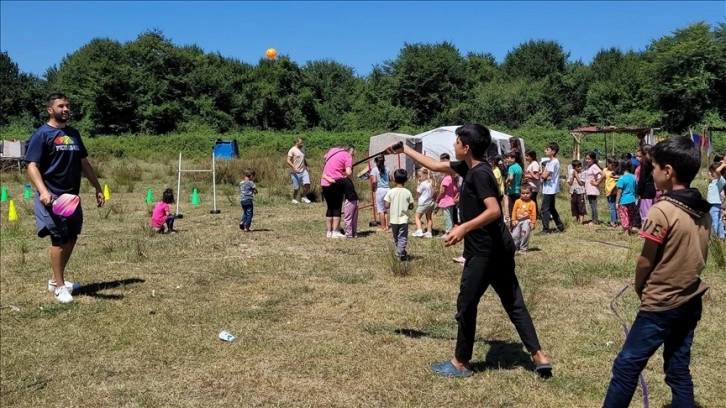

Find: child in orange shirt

[511,183,537,253]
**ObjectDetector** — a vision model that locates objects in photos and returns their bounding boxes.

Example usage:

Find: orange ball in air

[266,48,277,60]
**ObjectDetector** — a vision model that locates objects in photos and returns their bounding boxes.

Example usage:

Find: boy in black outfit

[389,124,552,378]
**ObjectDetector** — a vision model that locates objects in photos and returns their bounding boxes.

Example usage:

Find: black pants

[322,184,343,217]
[541,193,564,231]
[455,254,542,363]
[532,191,539,220]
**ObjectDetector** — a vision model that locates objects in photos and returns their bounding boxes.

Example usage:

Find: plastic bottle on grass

[218,331,235,342]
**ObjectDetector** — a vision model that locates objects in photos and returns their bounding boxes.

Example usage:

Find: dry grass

[1,161,725,408]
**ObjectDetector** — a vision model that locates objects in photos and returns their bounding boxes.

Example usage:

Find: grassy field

[1,156,725,408]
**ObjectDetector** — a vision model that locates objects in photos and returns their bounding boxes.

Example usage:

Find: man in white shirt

[287,138,311,204]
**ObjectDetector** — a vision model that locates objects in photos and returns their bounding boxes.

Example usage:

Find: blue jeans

[390,223,408,258]
[165,214,176,231]
[240,199,254,230]
[603,296,703,408]
[607,195,617,225]
[709,204,724,238]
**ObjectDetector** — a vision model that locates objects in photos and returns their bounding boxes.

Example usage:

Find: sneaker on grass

[291,199,299,204]
[48,280,81,293]
[331,231,346,238]
[411,229,424,237]
[423,231,433,238]
[301,197,311,204]
[54,286,73,303]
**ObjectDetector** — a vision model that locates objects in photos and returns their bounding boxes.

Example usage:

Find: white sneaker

[301,197,311,204]
[331,231,346,238]
[423,231,433,238]
[291,199,299,204]
[442,234,449,240]
[54,286,73,303]
[47,280,81,293]
[326,231,333,238]
[412,229,424,237]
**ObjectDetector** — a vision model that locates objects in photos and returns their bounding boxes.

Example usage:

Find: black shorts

[570,193,587,216]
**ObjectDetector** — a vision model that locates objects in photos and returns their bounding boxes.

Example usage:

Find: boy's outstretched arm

[389,145,454,174]
[634,239,659,298]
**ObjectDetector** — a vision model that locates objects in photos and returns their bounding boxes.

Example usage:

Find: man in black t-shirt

[389,124,552,378]
[24,93,105,304]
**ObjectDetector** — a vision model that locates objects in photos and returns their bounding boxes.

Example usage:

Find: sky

[1,1,724,78]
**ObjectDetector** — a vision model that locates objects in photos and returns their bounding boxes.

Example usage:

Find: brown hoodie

[637,188,711,312]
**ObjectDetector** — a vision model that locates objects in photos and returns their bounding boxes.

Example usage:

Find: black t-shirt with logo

[24,124,89,195]
[450,160,515,257]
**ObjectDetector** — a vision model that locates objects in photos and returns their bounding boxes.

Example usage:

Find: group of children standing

[148,142,726,246]
[373,153,462,260]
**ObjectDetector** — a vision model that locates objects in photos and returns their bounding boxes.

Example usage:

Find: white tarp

[366,126,525,178]
[411,125,525,161]
[0,140,26,158]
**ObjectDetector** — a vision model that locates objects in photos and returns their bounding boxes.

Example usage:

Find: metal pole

[211,151,220,214]
[176,152,182,216]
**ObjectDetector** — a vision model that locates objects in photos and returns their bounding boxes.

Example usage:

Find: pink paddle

[51,194,80,217]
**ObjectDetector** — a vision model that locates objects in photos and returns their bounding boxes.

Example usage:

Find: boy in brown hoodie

[603,136,711,407]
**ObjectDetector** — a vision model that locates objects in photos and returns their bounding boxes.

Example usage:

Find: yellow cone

[8,200,18,221]
[103,184,111,201]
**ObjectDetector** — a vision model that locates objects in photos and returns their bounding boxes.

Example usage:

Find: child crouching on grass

[239,169,258,232]
[603,136,711,407]
[150,188,177,234]
[384,169,414,261]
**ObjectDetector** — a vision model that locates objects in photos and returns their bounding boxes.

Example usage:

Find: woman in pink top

[321,145,355,238]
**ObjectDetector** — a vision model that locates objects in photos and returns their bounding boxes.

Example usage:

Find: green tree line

[2,22,725,137]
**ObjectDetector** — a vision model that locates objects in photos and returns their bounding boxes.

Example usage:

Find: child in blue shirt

[239,169,258,232]
[615,160,638,236]
[707,160,726,238]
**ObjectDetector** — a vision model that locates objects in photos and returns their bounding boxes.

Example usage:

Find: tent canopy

[570,126,658,159]
[410,125,524,162]
[366,126,525,177]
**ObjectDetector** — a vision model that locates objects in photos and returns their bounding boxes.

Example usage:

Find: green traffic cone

[191,188,200,206]
[146,188,153,204]
[0,186,7,202]
[24,184,32,199]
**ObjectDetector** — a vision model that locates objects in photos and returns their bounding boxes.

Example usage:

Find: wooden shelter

[570,126,658,159]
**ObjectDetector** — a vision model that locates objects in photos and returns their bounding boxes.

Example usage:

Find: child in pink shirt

[150,188,177,233]
[437,153,458,235]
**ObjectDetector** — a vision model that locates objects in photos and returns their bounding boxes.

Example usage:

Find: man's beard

[53,112,69,123]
